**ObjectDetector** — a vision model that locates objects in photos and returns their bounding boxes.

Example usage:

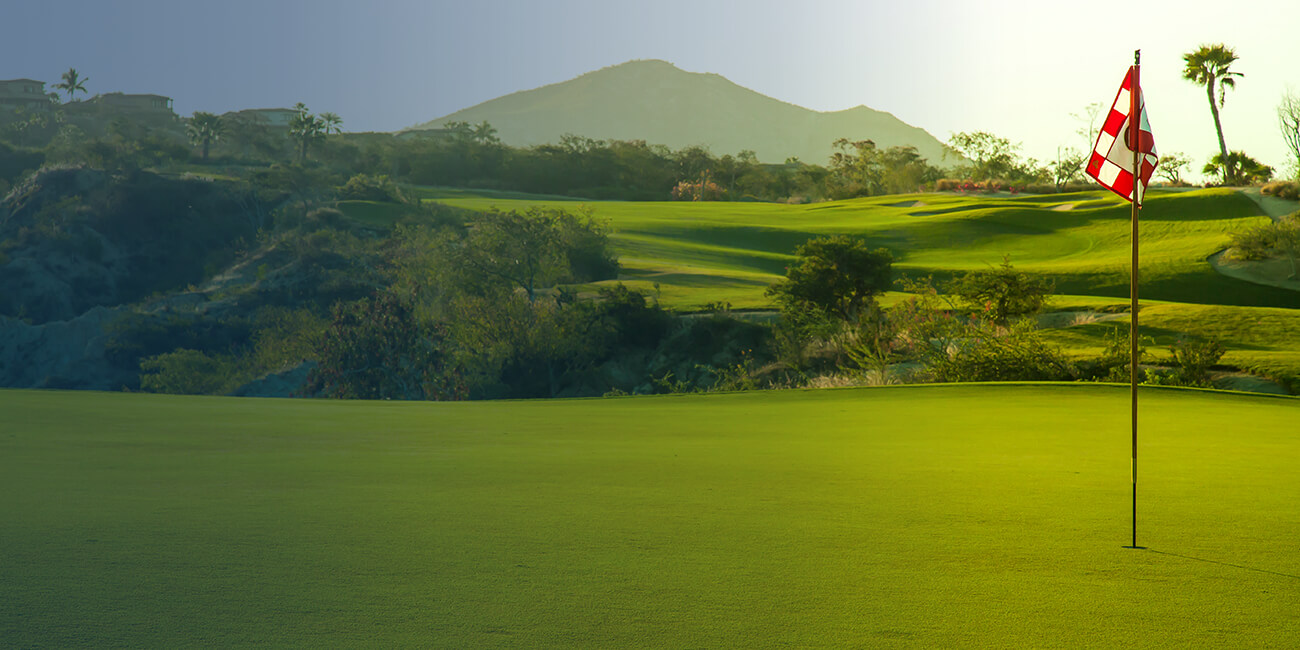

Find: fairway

[3,386,1299,646]
[425,188,1299,310]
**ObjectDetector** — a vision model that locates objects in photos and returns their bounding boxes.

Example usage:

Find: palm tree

[1182,44,1243,184]
[471,120,499,145]
[186,112,224,162]
[53,67,89,101]
[1203,150,1273,185]
[289,105,325,162]
[319,111,343,135]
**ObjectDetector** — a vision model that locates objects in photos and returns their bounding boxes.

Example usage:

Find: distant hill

[405,60,955,167]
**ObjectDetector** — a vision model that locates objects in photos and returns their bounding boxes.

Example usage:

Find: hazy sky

[5,0,1300,179]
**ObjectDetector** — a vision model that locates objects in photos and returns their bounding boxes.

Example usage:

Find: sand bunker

[1051,203,1076,211]
[1209,250,1300,291]
[1036,311,1127,329]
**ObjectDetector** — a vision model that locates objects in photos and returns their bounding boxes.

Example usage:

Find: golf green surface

[4,385,1298,646]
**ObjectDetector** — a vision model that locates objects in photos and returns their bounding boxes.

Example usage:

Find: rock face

[0,166,258,324]
[231,361,318,398]
[0,306,134,390]
[0,166,272,390]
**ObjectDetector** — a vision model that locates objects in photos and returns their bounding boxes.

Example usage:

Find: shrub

[140,348,239,395]
[670,178,725,201]
[947,257,1054,327]
[338,173,405,202]
[1166,337,1226,387]
[926,320,1076,383]
[1228,224,1280,261]
[1078,326,1151,383]
[1261,181,1300,200]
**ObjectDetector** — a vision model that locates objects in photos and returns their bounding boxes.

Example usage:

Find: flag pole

[1128,49,1141,549]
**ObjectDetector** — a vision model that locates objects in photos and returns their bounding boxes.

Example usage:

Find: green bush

[338,173,405,202]
[140,348,239,395]
[1077,326,1151,383]
[925,320,1076,383]
[947,257,1054,327]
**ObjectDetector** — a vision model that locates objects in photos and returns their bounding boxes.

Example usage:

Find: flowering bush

[670,177,725,201]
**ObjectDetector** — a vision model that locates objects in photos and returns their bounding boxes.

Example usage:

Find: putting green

[2,385,1298,646]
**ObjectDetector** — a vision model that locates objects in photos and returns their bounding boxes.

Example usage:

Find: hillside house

[89,92,175,113]
[224,108,299,129]
[63,92,179,129]
[0,79,52,112]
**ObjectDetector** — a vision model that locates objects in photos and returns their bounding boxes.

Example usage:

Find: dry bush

[1261,181,1300,200]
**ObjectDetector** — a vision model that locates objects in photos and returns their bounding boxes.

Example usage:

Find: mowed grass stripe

[2,386,1298,646]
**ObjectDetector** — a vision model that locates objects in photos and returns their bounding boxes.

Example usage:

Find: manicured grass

[4,386,1299,646]
[336,199,413,228]
[419,187,1300,380]
[426,188,1296,310]
[1040,299,1300,388]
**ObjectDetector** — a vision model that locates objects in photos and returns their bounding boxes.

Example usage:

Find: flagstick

[1128,49,1142,550]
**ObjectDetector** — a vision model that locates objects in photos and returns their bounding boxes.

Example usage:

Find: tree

[446,207,616,303]
[1183,44,1243,184]
[947,131,1022,181]
[289,104,326,162]
[948,256,1054,327]
[1071,102,1104,150]
[308,290,462,400]
[319,111,343,135]
[470,120,498,145]
[826,140,940,198]
[766,235,893,326]
[186,112,223,161]
[1155,151,1192,185]
[1279,89,1300,180]
[827,138,884,198]
[1049,147,1086,188]
[1203,150,1272,186]
[53,68,88,101]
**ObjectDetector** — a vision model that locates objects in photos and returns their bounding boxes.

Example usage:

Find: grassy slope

[3,386,1299,647]
[427,188,1299,311]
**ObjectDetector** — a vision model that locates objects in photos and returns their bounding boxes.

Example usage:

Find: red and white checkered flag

[1086,67,1157,204]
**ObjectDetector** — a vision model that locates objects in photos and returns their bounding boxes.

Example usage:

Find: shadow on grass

[1148,548,1300,581]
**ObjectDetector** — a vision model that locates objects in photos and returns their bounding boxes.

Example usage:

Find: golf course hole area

[2,384,1298,647]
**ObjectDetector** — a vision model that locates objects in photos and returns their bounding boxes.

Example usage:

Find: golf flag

[1086,67,1158,204]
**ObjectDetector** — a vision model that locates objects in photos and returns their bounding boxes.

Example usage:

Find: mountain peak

[406,62,948,165]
